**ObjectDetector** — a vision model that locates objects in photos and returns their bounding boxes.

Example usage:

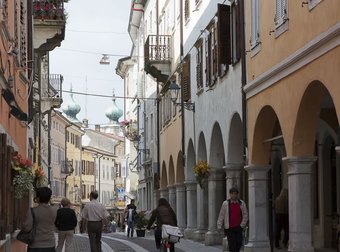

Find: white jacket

[217,199,248,230]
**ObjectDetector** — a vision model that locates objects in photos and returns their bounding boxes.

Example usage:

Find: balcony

[33,0,66,52]
[144,35,171,83]
[40,74,63,114]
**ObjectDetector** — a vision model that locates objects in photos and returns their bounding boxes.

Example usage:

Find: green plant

[135,211,148,230]
[193,160,210,188]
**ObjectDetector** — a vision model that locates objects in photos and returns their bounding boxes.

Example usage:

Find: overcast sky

[50,0,132,127]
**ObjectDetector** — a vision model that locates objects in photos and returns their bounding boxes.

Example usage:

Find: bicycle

[160,225,183,252]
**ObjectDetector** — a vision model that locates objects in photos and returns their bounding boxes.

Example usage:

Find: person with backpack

[147,198,177,252]
[217,187,248,252]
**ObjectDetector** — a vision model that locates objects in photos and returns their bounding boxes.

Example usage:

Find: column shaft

[184,181,197,239]
[168,185,177,212]
[176,184,186,230]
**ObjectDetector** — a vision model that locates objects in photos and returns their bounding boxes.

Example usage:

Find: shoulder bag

[16,208,36,245]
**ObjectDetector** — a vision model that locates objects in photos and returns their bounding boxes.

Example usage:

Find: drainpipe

[64,123,72,197]
[180,0,185,168]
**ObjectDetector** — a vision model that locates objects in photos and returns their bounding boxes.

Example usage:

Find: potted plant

[135,211,148,237]
[193,160,210,189]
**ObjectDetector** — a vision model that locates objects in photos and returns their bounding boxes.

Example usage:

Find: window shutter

[182,57,191,102]
[205,36,210,86]
[217,4,231,67]
[235,1,241,62]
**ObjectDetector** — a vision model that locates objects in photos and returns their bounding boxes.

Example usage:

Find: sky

[50,0,132,127]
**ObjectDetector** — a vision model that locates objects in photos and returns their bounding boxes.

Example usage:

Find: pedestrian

[147,198,177,252]
[21,187,57,252]
[217,187,248,252]
[55,198,78,252]
[274,188,289,249]
[81,191,110,252]
[124,199,137,238]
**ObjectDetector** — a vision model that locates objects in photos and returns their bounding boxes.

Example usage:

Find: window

[150,114,154,140]
[182,56,191,102]
[195,40,203,90]
[231,1,241,64]
[184,0,190,22]
[205,22,218,87]
[250,0,260,49]
[275,0,288,28]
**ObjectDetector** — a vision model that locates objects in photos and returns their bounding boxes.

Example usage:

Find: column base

[222,237,229,252]
[289,241,314,252]
[193,229,207,242]
[244,240,270,252]
[184,228,196,240]
[205,230,222,245]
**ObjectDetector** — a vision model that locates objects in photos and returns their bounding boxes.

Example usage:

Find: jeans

[225,226,243,252]
[127,220,134,237]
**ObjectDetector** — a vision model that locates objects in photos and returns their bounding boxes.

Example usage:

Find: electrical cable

[61,89,157,100]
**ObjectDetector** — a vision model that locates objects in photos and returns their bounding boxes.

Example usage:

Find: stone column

[222,163,243,251]
[282,156,317,252]
[193,180,208,241]
[184,180,197,239]
[244,165,271,252]
[176,183,187,230]
[336,147,340,214]
[168,185,177,212]
[205,168,225,245]
[159,188,169,202]
[153,189,160,209]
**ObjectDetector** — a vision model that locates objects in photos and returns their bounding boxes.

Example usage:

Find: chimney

[95,124,100,131]
[82,118,89,128]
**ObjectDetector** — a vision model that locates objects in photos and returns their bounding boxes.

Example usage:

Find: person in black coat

[124,199,137,237]
[55,198,77,252]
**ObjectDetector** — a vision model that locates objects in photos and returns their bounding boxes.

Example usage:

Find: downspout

[156,0,160,185]
[64,123,72,197]
[180,0,185,168]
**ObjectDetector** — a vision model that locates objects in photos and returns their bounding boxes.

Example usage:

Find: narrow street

[73,231,222,252]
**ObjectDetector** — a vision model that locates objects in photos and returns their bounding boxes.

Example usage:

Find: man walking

[217,187,248,252]
[124,199,137,238]
[82,191,110,252]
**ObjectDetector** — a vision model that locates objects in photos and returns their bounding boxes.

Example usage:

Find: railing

[144,35,171,64]
[33,0,65,20]
[41,74,63,98]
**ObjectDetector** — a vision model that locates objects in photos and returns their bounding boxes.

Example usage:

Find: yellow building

[244,1,340,251]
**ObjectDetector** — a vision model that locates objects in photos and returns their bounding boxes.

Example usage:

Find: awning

[2,88,28,121]
[124,192,135,199]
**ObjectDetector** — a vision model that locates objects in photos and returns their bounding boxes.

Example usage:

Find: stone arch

[186,139,196,181]
[209,122,225,167]
[160,161,168,189]
[197,132,207,161]
[227,113,244,164]
[251,105,284,164]
[169,156,175,185]
[292,80,339,156]
[176,151,185,183]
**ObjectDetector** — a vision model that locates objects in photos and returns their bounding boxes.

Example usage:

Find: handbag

[16,208,36,245]
[161,224,183,243]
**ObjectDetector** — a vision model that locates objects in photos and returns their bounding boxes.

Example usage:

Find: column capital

[223,163,243,171]
[282,156,317,175]
[208,168,225,181]
[185,181,198,191]
[167,184,177,192]
[245,165,270,180]
[184,180,197,186]
[175,183,186,192]
[335,146,340,153]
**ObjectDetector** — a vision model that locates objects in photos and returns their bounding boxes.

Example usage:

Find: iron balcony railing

[144,35,171,64]
[33,0,65,20]
[41,74,63,98]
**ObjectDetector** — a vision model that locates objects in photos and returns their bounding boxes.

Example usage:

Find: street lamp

[99,54,110,65]
[168,80,195,112]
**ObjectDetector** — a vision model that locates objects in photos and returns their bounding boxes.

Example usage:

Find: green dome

[62,87,81,122]
[105,91,123,123]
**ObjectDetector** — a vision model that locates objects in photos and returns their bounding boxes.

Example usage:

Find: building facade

[244,1,340,251]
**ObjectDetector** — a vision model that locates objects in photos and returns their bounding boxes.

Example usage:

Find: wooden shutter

[217,4,231,68]
[182,56,191,102]
[0,134,6,240]
[205,36,210,86]
[235,1,241,62]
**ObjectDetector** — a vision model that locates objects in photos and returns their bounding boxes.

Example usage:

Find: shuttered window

[217,4,231,75]
[231,1,241,64]
[195,41,203,90]
[205,36,211,86]
[184,0,190,22]
[211,24,218,83]
[182,56,191,102]
[275,0,288,27]
[250,0,260,49]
